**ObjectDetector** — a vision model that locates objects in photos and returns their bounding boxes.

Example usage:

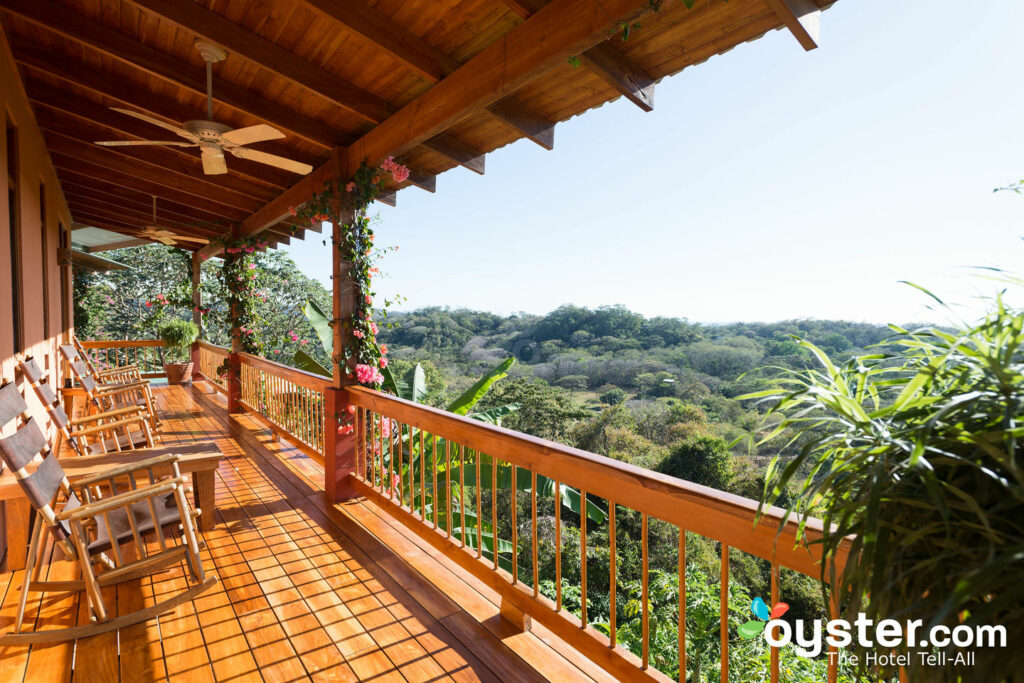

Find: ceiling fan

[139,196,209,247]
[95,40,313,176]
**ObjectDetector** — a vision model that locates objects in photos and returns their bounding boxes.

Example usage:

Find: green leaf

[301,299,333,356]
[293,349,331,377]
[468,404,519,425]
[446,357,515,415]
[408,363,428,403]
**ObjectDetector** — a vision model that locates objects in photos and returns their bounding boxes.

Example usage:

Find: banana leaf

[409,363,428,403]
[302,299,333,355]
[294,349,331,377]
[468,404,519,425]
[447,357,514,415]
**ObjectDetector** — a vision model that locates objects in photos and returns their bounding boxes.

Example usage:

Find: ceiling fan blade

[220,124,285,147]
[228,147,312,175]
[201,149,228,175]
[96,140,197,147]
[111,107,198,142]
[172,235,210,244]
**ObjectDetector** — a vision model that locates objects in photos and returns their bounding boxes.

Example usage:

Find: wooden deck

[0,382,614,683]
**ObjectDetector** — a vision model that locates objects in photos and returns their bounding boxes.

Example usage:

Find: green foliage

[599,387,626,405]
[158,320,198,363]
[657,435,732,489]
[749,287,1024,682]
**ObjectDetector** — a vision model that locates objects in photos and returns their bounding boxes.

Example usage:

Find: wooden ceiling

[0,0,832,254]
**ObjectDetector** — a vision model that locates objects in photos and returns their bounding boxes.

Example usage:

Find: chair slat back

[20,357,79,454]
[72,336,101,376]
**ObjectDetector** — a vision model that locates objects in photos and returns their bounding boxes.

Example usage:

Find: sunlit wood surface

[0,382,611,682]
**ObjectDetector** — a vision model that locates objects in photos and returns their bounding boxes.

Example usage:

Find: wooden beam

[85,239,152,253]
[403,168,436,194]
[487,97,554,150]
[25,79,296,190]
[375,191,397,207]
[579,41,654,112]
[765,0,820,51]
[499,0,656,112]
[2,0,346,147]
[124,0,393,125]
[345,0,653,168]
[50,153,249,220]
[297,0,459,82]
[421,134,485,175]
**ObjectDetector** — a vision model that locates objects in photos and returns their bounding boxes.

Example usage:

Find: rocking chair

[60,344,160,437]
[20,356,155,455]
[0,381,215,644]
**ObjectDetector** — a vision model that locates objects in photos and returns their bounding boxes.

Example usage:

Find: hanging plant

[213,233,271,375]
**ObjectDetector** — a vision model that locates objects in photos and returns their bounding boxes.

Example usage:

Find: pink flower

[274,350,281,354]
[380,419,391,438]
[364,294,373,305]
[352,329,365,339]
[247,263,256,270]
[347,404,356,415]
[244,246,254,253]
[145,301,152,307]
[288,205,297,216]
[379,357,388,369]
[369,322,379,335]
[379,344,388,355]
[345,182,356,192]
[300,339,308,345]
[337,423,354,436]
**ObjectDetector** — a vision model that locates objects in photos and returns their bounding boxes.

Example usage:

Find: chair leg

[173,486,205,583]
[14,514,44,632]
[69,519,108,623]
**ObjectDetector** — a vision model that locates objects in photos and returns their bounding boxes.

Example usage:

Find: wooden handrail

[197,340,229,355]
[237,351,333,392]
[347,385,849,578]
[79,339,165,348]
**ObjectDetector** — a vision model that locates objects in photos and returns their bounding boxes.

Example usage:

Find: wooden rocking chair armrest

[57,477,185,522]
[70,406,145,424]
[71,416,147,438]
[70,453,182,488]
[93,382,148,396]
[97,364,141,375]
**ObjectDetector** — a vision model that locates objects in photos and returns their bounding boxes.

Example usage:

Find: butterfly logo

[738,597,789,639]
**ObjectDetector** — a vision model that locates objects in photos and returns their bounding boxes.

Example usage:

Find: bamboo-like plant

[746,286,1024,681]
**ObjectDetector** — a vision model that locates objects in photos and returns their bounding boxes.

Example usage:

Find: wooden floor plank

[0,382,602,683]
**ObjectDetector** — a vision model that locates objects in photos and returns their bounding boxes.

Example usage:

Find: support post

[324,208,358,502]
[190,251,202,381]
[226,227,242,413]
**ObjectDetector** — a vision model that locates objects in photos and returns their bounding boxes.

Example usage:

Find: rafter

[123,0,393,125]
[3,0,346,147]
[499,0,655,112]
[346,0,655,168]
[765,0,820,51]
[487,97,555,150]
[85,238,152,253]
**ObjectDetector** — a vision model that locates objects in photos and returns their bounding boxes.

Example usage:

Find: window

[40,182,50,341]
[6,120,23,353]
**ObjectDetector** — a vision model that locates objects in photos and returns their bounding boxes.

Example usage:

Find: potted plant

[159,319,199,385]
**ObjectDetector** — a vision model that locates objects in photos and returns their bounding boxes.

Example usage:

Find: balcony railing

[79,339,167,377]
[123,339,849,682]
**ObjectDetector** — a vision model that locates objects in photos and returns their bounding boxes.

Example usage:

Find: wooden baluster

[581,488,587,627]
[445,439,452,537]
[555,479,562,611]
[432,434,438,529]
[609,502,617,648]
[720,544,729,683]
[680,528,687,682]
[475,450,482,558]
[407,425,415,510]
[459,444,466,547]
[420,429,427,521]
[770,561,780,683]
[641,512,648,668]
[511,463,518,584]
[491,456,498,570]
[355,406,364,479]
[388,418,395,500]
[531,470,538,597]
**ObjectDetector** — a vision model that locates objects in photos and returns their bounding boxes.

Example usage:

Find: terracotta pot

[164,362,194,385]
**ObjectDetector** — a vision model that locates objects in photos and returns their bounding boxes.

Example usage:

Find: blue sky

[284,0,1024,325]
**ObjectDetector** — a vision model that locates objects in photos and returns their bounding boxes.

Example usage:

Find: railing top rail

[237,351,333,392]
[79,339,165,348]
[197,340,229,354]
[347,385,851,578]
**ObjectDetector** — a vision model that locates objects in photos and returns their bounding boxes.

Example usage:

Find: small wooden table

[1,442,222,571]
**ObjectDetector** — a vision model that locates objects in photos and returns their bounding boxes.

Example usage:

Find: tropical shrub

[749,287,1024,682]
[158,320,198,363]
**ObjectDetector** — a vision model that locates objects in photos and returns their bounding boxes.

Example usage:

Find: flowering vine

[292,157,408,434]
[215,234,270,374]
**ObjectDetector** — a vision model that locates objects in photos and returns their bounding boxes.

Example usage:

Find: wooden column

[226,227,242,413]
[324,208,358,502]
[189,251,202,381]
